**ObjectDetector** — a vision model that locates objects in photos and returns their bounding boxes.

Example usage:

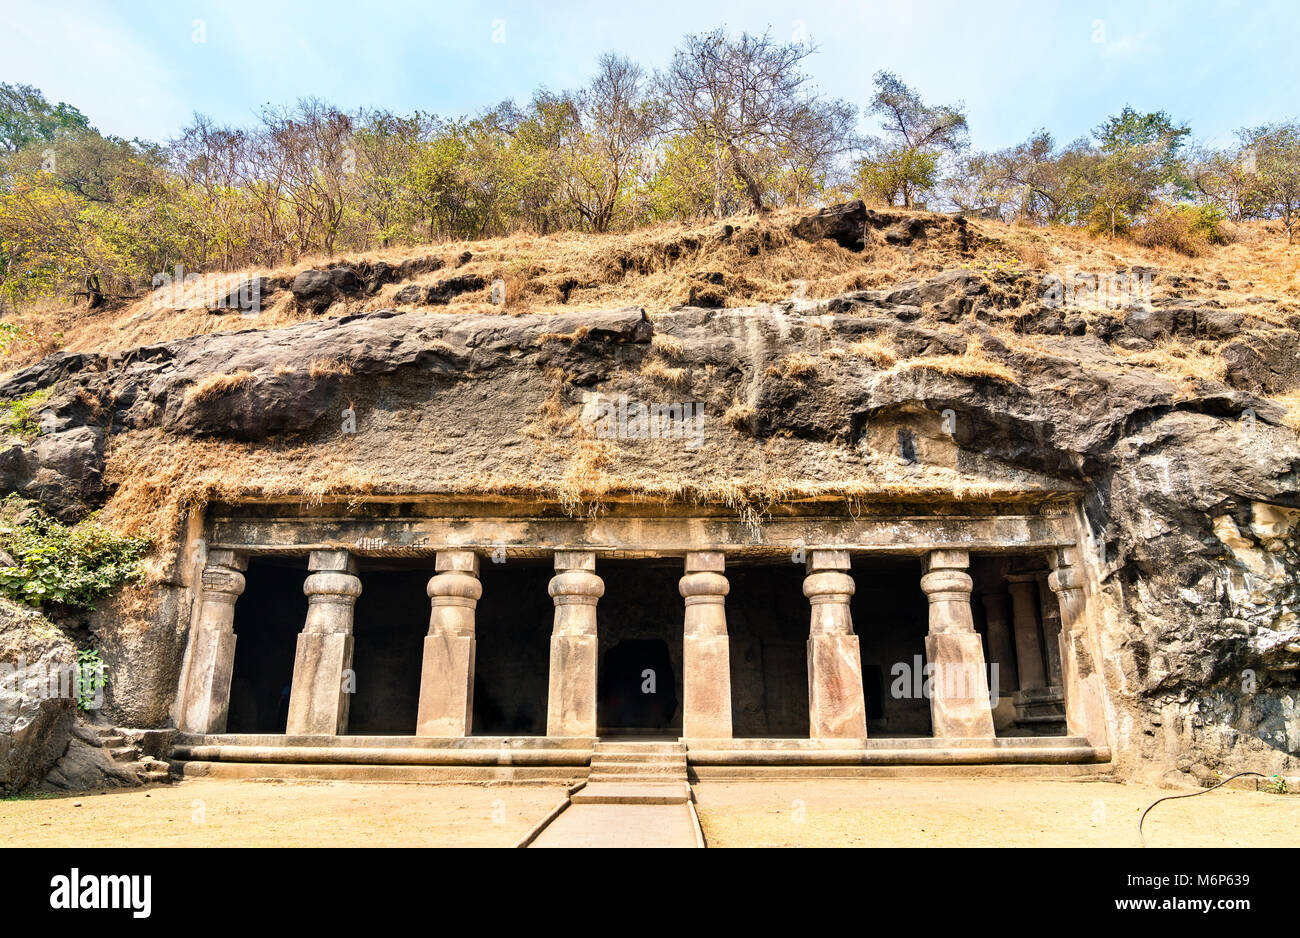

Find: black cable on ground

[1138,771,1268,847]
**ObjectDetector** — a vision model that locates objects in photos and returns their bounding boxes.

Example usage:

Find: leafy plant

[0,497,152,609]
[1262,775,1290,795]
[76,648,105,710]
[0,387,52,438]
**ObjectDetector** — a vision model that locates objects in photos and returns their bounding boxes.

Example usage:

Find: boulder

[427,274,485,305]
[0,599,76,794]
[792,200,867,251]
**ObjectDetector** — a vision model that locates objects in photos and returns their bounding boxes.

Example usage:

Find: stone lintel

[207,548,248,571]
[309,549,358,574]
[922,549,969,573]
[435,550,481,575]
[554,550,597,571]
[684,550,726,573]
[806,549,851,572]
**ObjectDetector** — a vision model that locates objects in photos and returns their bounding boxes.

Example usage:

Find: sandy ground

[2,777,1296,848]
[0,779,567,848]
[692,778,1300,848]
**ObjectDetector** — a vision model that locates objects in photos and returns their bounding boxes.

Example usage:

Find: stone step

[571,782,692,805]
[109,746,141,763]
[592,742,685,754]
[588,761,686,776]
[590,752,688,765]
[588,774,688,786]
[96,733,126,748]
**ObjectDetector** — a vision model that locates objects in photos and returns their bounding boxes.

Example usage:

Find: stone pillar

[1048,550,1109,745]
[546,551,602,737]
[979,591,1019,691]
[1037,571,1064,687]
[416,551,481,737]
[980,589,1019,732]
[1006,574,1047,691]
[286,550,362,736]
[921,550,995,738]
[804,550,867,739]
[178,550,247,734]
[680,551,733,739]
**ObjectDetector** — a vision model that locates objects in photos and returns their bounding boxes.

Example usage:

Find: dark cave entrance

[726,559,811,738]
[348,564,426,735]
[472,558,553,735]
[852,555,932,737]
[226,557,306,734]
[596,560,682,736]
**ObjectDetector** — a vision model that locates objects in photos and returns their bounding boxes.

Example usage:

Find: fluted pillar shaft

[922,550,995,738]
[546,551,602,737]
[1048,550,1109,745]
[178,550,247,734]
[416,551,482,737]
[804,550,867,739]
[681,551,732,738]
[1006,574,1047,691]
[286,550,362,736]
[1037,571,1064,686]
[980,591,1018,691]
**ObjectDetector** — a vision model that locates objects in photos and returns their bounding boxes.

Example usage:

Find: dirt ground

[0,779,567,848]
[2,777,1296,848]
[692,778,1300,848]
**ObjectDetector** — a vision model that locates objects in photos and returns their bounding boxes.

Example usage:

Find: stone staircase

[90,726,173,784]
[573,740,691,804]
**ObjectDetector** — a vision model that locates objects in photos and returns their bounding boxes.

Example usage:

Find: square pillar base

[286,632,354,736]
[684,634,733,738]
[546,633,597,737]
[416,633,476,737]
[925,632,996,738]
[808,633,868,739]
[179,629,237,734]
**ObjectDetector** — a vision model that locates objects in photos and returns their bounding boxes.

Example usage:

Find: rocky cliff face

[0,203,1297,785]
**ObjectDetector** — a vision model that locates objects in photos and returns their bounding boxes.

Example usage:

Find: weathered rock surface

[0,599,76,793]
[0,238,1298,778]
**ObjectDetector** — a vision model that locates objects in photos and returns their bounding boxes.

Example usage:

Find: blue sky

[2,0,1296,151]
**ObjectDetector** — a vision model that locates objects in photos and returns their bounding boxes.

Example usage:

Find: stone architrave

[286,550,362,736]
[1048,550,1110,746]
[416,551,482,737]
[680,551,733,739]
[177,550,247,734]
[804,550,868,739]
[546,551,602,737]
[922,550,995,738]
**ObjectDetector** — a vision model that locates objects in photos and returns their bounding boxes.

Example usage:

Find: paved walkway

[528,803,700,848]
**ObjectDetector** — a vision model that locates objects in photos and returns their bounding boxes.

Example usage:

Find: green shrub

[1134,202,1230,255]
[0,498,152,609]
[0,387,53,438]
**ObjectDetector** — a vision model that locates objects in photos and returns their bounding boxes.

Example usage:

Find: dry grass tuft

[641,358,688,387]
[844,336,898,366]
[537,325,590,344]
[1114,339,1228,384]
[893,337,1017,383]
[651,333,685,358]
[766,352,820,381]
[308,357,354,379]
[1268,389,1300,431]
[723,398,755,430]
[183,369,256,406]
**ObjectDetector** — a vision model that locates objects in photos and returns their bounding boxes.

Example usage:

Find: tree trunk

[726,141,765,213]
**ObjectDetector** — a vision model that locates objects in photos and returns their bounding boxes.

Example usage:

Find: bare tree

[656,28,854,215]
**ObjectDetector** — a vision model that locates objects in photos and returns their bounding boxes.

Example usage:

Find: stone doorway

[226,557,305,734]
[595,560,683,737]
